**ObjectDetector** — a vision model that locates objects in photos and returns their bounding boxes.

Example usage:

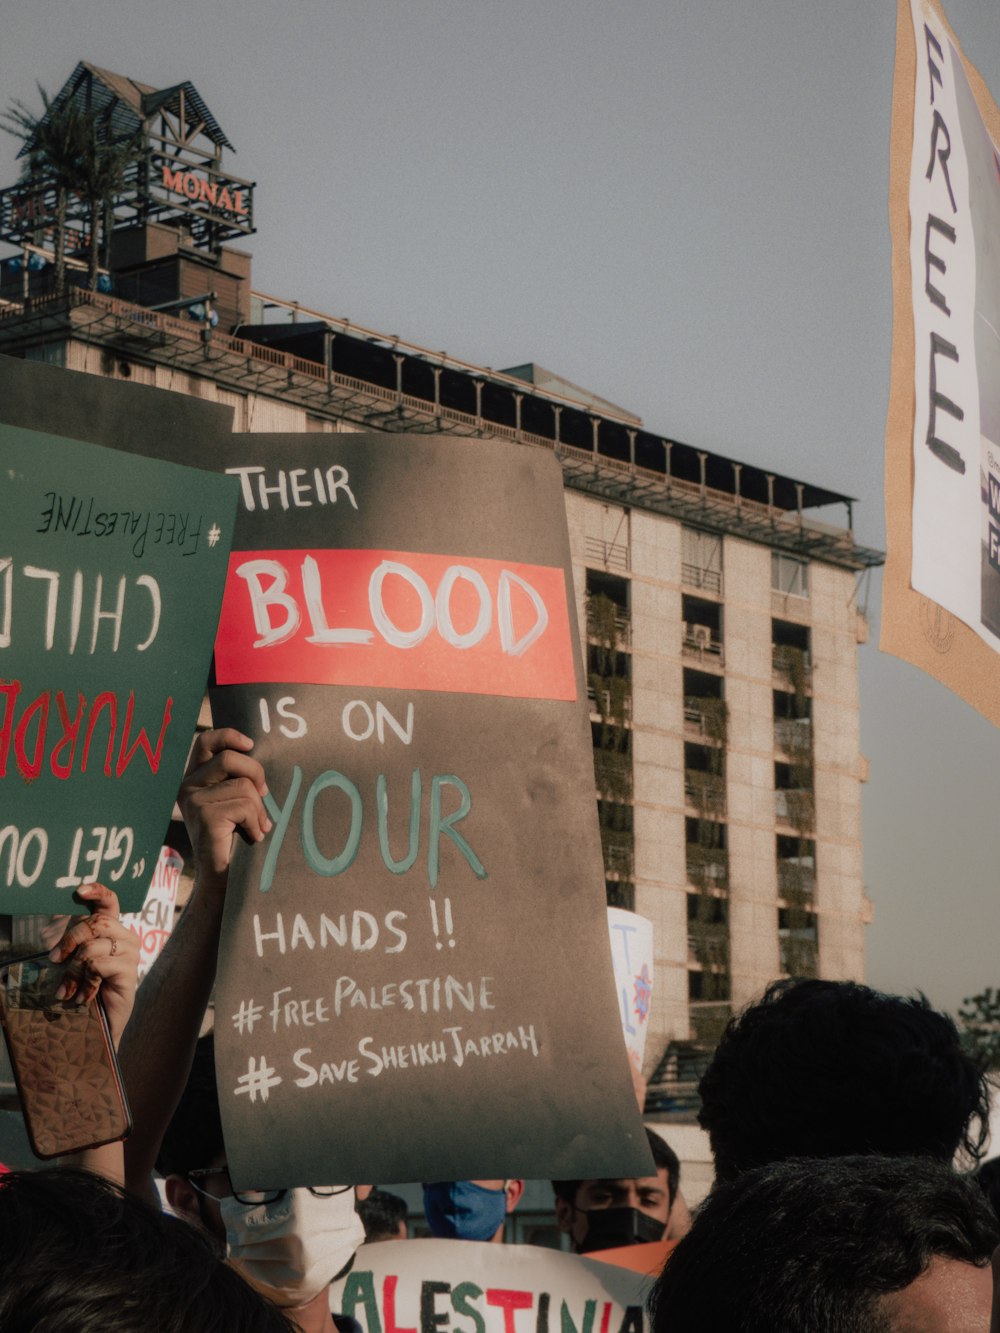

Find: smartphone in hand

[0,951,132,1159]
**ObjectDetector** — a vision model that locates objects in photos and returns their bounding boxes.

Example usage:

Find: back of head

[648,1155,998,1333]
[0,1168,295,1333]
[698,980,988,1182]
[359,1188,408,1242]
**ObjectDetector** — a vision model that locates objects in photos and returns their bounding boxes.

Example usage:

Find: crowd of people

[2,726,1000,1331]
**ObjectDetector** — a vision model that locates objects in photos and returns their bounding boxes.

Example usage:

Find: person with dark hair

[552,1127,680,1254]
[648,1155,997,1333]
[0,1167,295,1332]
[155,1032,225,1218]
[359,1188,408,1243]
[157,1031,363,1333]
[116,733,364,1333]
[698,979,989,1183]
[976,1155,1000,1224]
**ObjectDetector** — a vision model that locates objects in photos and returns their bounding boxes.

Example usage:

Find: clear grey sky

[2,0,998,1013]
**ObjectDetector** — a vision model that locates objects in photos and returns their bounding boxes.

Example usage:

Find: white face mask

[221,1187,364,1308]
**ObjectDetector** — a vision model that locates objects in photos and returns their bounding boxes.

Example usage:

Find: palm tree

[2,84,141,293]
[2,85,88,295]
[77,117,143,290]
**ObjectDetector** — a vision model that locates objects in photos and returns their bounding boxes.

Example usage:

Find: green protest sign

[0,422,237,913]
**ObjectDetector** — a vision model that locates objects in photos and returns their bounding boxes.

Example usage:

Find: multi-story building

[0,64,884,1124]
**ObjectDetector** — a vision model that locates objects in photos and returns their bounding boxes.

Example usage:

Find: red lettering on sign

[160,164,248,217]
[0,681,173,781]
[382,1276,417,1333]
[161,166,185,194]
[486,1289,533,1333]
[214,549,578,700]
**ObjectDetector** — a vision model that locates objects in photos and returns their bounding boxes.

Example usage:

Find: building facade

[0,64,884,1112]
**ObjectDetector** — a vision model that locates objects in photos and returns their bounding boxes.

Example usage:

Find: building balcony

[605,881,635,911]
[772,645,812,686]
[600,830,634,876]
[682,625,724,667]
[686,846,729,889]
[779,929,819,979]
[684,770,726,812]
[689,1000,732,1044]
[778,861,816,898]
[774,716,812,754]
[589,683,632,721]
[684,699,725,742]
[687,921,729,968]
[775,789,815,830]
[584,536,630,573]
[586,602,632,647]
[593,749,633,795]
[681,563,723,596]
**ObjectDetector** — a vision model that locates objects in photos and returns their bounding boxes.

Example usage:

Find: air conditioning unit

[691,624,712,648]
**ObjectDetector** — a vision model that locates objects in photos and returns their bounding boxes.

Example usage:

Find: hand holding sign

[42,884,139,1046]
[178,729,272,893]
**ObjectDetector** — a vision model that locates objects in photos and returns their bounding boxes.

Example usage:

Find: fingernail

[54,983,67,1001]
[262,817,273,834]
[261,784,270,797]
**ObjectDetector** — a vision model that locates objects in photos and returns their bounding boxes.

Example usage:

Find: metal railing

[684,771,726,808]
[589,685,632,720]
[586,603,631,645]
[0,291,884,574]
[683,628,724,665]
[774,717,812,752]
[684,701,724,740]
[772,646,812,678]
[775,789,815,827]
[681,563,723,595]
[600,834,634,876]
[686,848,729,886]
[584,536,630,572]
[778,862,816,897]
[594,750,633,789]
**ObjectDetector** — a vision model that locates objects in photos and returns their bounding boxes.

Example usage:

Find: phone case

[0,952,132,1159]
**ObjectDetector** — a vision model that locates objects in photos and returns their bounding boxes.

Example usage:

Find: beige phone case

[0,953,131,1159]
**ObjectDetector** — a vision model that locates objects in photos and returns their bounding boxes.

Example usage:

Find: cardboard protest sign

[206,432,653,1188]
[331,1238,651,1333]
[0,352,235,454]
[0,421,237,912]
[121,846,183,981]
[607,909,653,1071]
[883,0,1000,724]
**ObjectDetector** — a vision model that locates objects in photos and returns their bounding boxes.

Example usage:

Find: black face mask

[576,1206,667,1254]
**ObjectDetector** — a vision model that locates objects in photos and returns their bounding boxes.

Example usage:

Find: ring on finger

[109,938,118,957]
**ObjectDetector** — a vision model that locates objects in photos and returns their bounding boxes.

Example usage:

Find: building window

[686,817,728,888]
[682,527,723,595]
[682,595,723,665]
[687,969,731,1003]
[606,881,635,911]
[772,553,809,598]
[778,906,818,978]
[777,834,816,898]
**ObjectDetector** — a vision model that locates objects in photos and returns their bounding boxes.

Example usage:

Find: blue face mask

[423,1181,507,1241]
